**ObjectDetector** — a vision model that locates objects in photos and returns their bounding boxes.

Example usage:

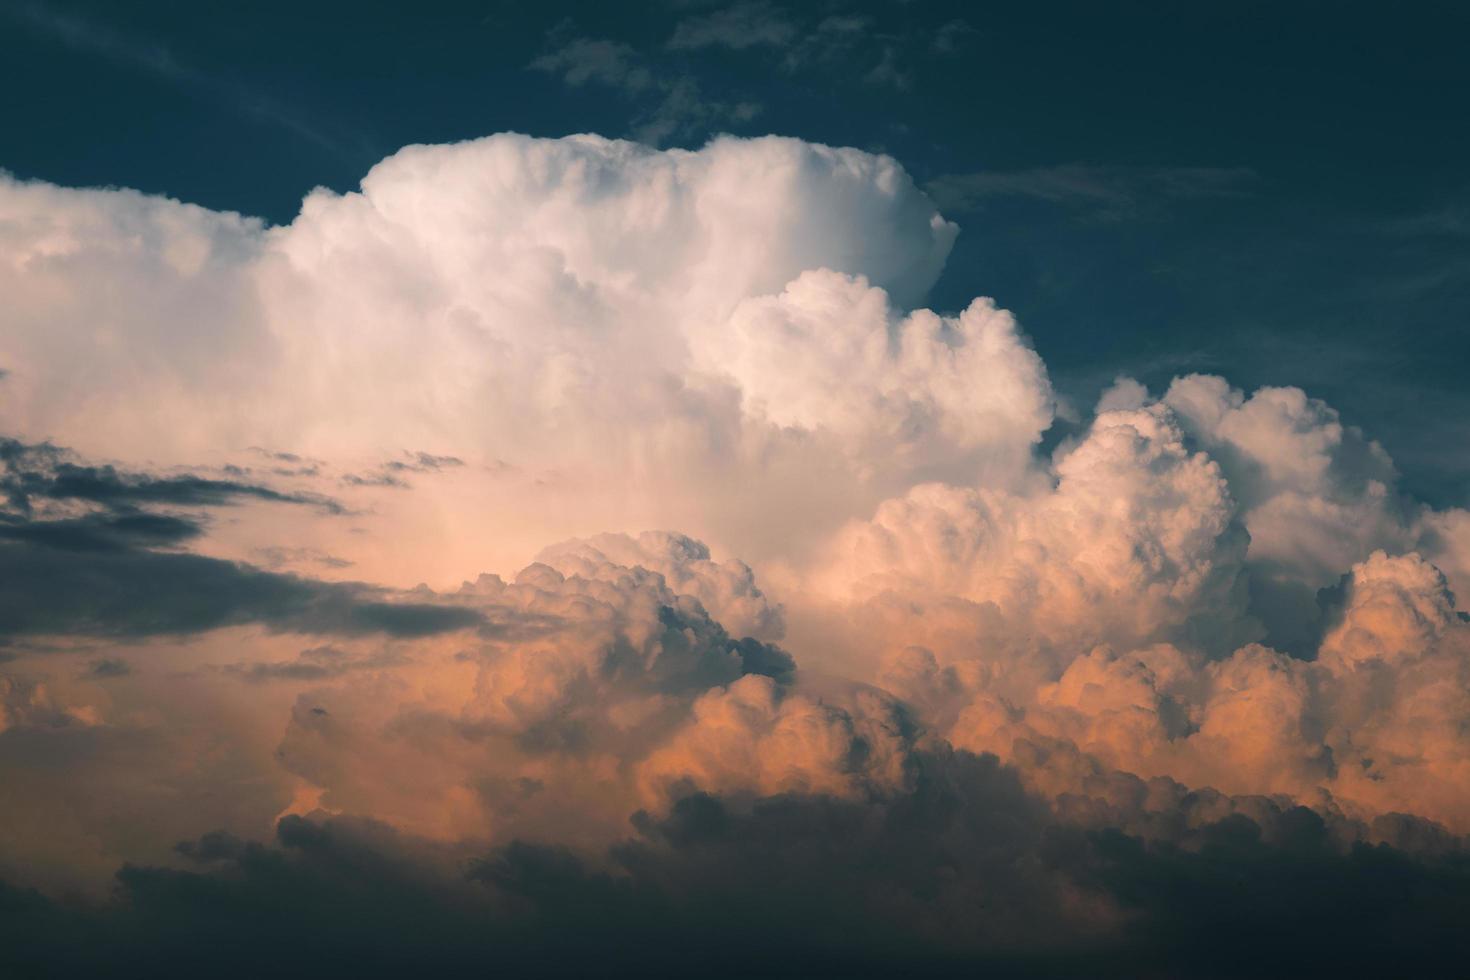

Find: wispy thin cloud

[531,29,760,145]
[667,1,797,52]
[530,36,655,93]
[927,164,1258,218]
[3,1,357,158]
[666,6,975,91]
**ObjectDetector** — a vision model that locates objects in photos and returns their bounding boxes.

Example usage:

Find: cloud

[931,19,980,55]
[1,437,343,516]
[84,657,131,679]
[815,402,1251,673]
[268,540,798,847]
[339,450,466,490]
[765,12,959,90]
[253,545,353,571]
[3,788,1469,978]
[695,269,1052,481]
[531,34,759,144]
[0,537,486,641]
[2,1,350,155]
[219,644,402,683]
[0,134,962,580]
[863,45,912,91]
[529,37,655,93]
[927,164,1257,217]
[0,672,88,733]
[537,6,968,143]
[0,435,481,642]
[667,2,798,52]
[639,674,912,803]
[629,76,762,146]
[917,547,1470,833]
[1158,374,1415,652]
[534,530,785,641]
[4,129,1470,972]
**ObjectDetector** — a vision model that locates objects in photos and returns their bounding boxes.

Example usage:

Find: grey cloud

[220,645,404,683]
[0,436,481,643]
[777,14,869,71]
[341,471,410,489]
[931,19,979,54]
[667,2,798,52]
[773,14,961,90]
[0,438,344,516]
[84,657,132,679]
[174,829,250,864]
[247,447,324,478]
[342,450,468,489]
[630,77,761,147]
[0,511,203,553]
[253,546,353,572]
[530,37,655,93]
[0,437,342,556]
[530,31,761,145]
[0,542,484,641]
[864,45,910,91]
[249,448,310,464]
[388,452,464,472]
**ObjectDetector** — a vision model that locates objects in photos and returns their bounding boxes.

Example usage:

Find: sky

[3,2,1470,977]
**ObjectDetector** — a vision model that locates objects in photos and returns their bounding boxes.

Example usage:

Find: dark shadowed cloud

[2,765,1468,979]
[0,543,485,640]
[0,436,482,642]
[1,438,344,517]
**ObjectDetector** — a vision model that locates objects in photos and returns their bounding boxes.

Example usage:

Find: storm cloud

[3,131,1470,976]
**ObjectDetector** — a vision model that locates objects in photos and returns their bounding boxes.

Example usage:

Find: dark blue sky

[4,0,1467,504]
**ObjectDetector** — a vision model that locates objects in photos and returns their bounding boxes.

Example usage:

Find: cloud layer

[3,132,1470,974]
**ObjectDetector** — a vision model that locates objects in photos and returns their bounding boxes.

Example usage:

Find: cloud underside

[3,133,1470,974]
[6,795,1470,979]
